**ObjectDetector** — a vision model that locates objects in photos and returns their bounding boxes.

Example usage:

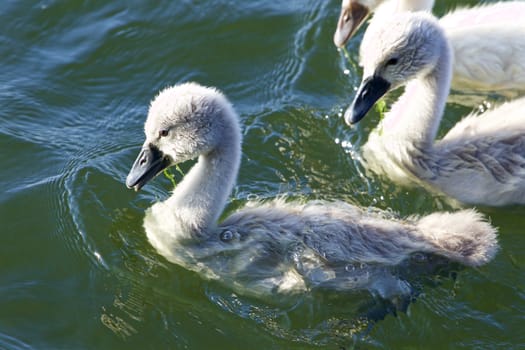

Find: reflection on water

[0,332,32,350]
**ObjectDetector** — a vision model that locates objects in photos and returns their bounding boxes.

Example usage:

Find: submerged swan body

[345,12,525,206]
[126,82,498,298]
[334,0,525,91]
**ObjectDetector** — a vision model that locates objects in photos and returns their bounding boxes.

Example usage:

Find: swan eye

[159,129,169,138]
[385,57,399,67]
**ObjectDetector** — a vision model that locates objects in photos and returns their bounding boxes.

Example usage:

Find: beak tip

[343,105,360,126]
[333,32,345,48]
[343,110,353,126]
[125,177,142,192]
[125,179,142,192]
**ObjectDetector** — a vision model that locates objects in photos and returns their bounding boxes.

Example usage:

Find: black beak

[344,75,391,125]
[126,145,171,191]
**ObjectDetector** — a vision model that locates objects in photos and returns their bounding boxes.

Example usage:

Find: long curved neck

[395,0,434,12]
[167,119,241,241]
[382,38,452,146]
[374,0,434,15]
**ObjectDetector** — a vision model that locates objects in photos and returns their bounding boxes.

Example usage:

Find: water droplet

[345,264,356,272]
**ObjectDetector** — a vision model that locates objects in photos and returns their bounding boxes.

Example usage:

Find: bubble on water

[247,193,259,201]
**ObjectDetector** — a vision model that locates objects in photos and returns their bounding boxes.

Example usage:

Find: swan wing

[443,97,525,141]
[441,2,525,90]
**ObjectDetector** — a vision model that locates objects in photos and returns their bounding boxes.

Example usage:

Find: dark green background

[1,1,523,348]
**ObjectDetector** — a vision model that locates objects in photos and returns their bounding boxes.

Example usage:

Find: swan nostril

[137,148,150,166]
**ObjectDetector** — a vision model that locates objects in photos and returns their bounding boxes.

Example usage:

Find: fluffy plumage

[127,82,498,299]
[334,0,525,91]
[345,12,525,206]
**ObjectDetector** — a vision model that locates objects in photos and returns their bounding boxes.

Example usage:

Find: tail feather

[416,209,499,267]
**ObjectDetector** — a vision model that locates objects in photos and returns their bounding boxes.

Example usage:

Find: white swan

[334,0,525,91]
[344,11,525,206]
[126,82,498,298]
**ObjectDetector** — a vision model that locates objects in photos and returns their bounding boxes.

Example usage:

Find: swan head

[126,82,239,191]
[333,0,436,47]
[344,12,444,125]
[333,0,375,47]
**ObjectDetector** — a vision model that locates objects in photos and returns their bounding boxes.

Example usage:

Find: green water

[1,1,524,349]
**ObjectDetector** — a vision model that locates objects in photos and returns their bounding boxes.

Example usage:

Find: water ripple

[0,332,33,350]
[1,1,524,349]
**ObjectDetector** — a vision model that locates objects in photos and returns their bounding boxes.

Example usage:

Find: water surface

[1,1,524,349]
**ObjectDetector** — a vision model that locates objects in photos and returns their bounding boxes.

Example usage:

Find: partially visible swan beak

[344,75,391,125]
[333,2,370,47]
[126,144,171,191]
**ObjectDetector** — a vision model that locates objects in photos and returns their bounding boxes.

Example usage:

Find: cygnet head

[333,0,435,47]
[334,0,374,47]
[126,82,240,191]
[344,12,446,125]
